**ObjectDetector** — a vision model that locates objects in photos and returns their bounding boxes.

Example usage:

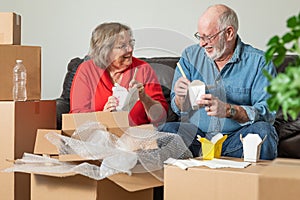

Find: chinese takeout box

[188,80,205,110]
[240,134,266,162]
[197,133,227,160]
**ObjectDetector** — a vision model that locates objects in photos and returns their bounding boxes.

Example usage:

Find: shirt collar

[229,35,242,63]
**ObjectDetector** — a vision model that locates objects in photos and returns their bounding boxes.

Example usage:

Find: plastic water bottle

[13,60,27,101]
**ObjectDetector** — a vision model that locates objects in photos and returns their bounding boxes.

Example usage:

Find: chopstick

[132,67,138,81]
[177,62,187,79]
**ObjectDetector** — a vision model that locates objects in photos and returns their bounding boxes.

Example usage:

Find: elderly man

[159,4,278,160]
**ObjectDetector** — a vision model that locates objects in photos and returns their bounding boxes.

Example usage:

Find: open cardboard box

[30,111,162,200]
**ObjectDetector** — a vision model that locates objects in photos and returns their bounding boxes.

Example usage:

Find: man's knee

[247,121,277,139]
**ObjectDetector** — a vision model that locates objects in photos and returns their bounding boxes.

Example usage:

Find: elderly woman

[70,22,168,126]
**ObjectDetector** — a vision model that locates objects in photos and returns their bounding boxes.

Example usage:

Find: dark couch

[56,55,300,159]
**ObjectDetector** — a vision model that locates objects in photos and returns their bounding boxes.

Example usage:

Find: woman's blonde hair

[88,22,132,69]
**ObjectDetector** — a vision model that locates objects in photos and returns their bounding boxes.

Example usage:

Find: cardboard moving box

[164,158,300,200]
[0,45,41,100]
[27,111,162,199]
[164,158,268,200]
[0,12,21,45]
[0,100,56,200]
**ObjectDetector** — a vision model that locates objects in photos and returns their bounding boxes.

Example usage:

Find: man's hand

[174,77,190,108]
[197,94,227,117]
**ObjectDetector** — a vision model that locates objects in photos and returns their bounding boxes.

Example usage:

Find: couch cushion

[60,57,84,100]
[274,109,300,140]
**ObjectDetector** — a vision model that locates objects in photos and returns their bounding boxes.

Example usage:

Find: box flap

[58,154,87,162]
[32,171,78,178]
[20,167,162,192]
[107,170,163,192]
[62,111,129,137]
[34,129,61,155]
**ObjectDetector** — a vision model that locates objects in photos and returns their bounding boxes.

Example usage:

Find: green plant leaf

[263,69,273,81]
[265,46,277,63]
[287,16,297,28]
[264,12,300,120]
[272,48,286,66]
[282,32,294,43]
[267,35,280,46]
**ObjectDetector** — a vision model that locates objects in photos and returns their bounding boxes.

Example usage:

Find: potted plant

[264,12,300,120]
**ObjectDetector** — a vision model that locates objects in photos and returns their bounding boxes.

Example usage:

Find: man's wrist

[227,103,236,118]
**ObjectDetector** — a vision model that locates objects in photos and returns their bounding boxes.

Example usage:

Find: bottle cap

[16,60,23,63]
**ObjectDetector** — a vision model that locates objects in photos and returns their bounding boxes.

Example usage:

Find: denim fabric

[170,36,277,133]
[159,121,278,160]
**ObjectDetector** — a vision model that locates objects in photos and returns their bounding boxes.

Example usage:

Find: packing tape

[16,14,21,26]
[34,101,40,114]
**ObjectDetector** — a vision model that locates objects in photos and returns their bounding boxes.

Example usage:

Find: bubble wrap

[4,121,192,181]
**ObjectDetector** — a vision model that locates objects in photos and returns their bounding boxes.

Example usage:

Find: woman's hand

[129,80,146,100]
[103,96,118,112]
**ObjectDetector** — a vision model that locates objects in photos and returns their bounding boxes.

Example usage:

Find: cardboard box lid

[31,170,162,192]
[34,129,89,161]
[23,160,162,192]
[34,129,61,155]
[107,170,163,192]
[62,111,129,137]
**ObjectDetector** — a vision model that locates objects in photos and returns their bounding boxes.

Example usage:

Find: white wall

[1,0,299,99]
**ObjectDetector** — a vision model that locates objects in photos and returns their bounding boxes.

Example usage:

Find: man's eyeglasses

[114,39,135,51]
[194,28,226,43]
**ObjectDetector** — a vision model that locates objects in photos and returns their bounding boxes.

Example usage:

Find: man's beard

[206,35,226,60]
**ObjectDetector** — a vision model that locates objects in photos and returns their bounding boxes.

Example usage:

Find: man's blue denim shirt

[171,36,277,134]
